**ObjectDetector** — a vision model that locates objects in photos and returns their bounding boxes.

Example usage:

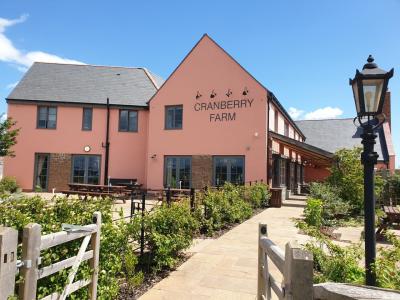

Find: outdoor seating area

[61,182,142,203]
[377,205,400,240]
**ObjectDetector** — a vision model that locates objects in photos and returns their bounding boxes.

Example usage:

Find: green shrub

[304,237,365,284]
[304,198,323,228]
[145,201,199,271]
[374,232,400,289]
[201,183,253,234]
[0,195,137,299]
[245,183,270,208]
[0,176,19,193]
[309,182,351,224]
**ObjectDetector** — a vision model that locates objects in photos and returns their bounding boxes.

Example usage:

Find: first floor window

[34,153,49,190]
[37,106,57,129]
[82,107,93,131]
[164,156,191,188]
[119,110,138,132]
[72,155,100,184]
[165,105,183,129]
[213,156,244,186]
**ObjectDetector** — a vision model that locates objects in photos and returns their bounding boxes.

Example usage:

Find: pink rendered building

[4,35,395,195]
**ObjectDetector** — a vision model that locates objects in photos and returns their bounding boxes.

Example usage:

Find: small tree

[0,117,19,157]
[328,147,383,214]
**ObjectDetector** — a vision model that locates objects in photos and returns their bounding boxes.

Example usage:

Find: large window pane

[164,156,191,188]
[213,156,244,186]
[119,110,128,131]
[128,111,138,131]
[72,155,100,184]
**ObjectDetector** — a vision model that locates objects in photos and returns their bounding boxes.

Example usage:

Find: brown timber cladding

[192,155,212,189]
[47,153,72,192]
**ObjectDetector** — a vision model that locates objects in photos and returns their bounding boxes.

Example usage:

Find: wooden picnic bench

[61,183,137,203]
[376,205,400,240]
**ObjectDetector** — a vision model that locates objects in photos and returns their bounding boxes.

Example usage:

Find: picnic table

[376,205,400,240]
[61,183,141,203]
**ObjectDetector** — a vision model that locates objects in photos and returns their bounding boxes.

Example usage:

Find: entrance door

[213,156,244,186]
[34,153,49,190]
[164,156,192,188]
[72,155,101,184]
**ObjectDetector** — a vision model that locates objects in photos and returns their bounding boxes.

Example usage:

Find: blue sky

[1,1,399,166]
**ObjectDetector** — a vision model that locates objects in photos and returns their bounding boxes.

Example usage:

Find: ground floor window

[213,156,244,186]
[72,155,101,184]
[34,153,49,190]
[164,156,191,188]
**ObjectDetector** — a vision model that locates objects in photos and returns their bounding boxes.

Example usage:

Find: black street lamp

[349,55,393,286]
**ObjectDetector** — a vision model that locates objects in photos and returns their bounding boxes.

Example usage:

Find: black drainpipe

[104,97,110,185]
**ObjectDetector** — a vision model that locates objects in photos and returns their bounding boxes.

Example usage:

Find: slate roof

[296,118,389,161]
[7,62,164,107]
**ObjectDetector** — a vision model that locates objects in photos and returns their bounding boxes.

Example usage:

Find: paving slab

[139,196,309,300]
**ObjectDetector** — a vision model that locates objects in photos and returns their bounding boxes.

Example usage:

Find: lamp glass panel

[362,79,384,113]
[352,81,360,113]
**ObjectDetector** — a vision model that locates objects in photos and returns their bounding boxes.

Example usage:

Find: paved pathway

[139,196,310,300]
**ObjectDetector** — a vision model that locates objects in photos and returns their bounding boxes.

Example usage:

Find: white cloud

[0,15,84,70]
[0,113,7,122]
[304,107,343,120]
[288,107,304,120]
[5,82,18,90]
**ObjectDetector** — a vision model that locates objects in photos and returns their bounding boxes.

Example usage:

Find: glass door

[213,156,244,186]
[34,153,49,190]
[72,155,100,184]
[164,156,191,188]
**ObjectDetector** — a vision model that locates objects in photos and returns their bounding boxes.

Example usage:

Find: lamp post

[349,55,393,286]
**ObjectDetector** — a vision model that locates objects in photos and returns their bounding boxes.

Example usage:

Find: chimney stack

[383,90,391,129]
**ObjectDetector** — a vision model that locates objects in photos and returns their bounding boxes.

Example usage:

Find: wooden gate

[0,212,101,300]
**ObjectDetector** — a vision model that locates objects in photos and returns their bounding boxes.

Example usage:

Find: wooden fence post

[257,223,271,300]
[19,223,41,300]
[89,212,101,300]
[283,241,313,300]
[0,227,18,300]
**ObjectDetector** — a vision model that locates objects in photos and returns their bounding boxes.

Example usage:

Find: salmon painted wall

[304,165,330,183]
[146,35,268,189]
[4,102,148,190]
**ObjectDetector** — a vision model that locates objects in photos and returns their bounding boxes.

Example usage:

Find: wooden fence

[0,212,101,300]
[257,223,314,300]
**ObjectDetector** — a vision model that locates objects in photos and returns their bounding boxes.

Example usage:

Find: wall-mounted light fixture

[151,154,157,159]
[84,145,91,152]
[210,90,217,98]
[226,89,232,97]
[254,132,259,137]
[196,91,202,99]
[242,87,249,96]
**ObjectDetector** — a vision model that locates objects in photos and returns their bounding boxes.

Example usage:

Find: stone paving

[139,196,310,300]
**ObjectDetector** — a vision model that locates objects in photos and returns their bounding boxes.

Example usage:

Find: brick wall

[47,153,72,192]
[192,155,213,188]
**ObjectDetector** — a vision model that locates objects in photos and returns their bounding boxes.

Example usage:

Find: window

[213,156,244,186]
[165,105,183,129]
[72,155,100,184]
[279,159,286,186]
[164,156,191,188]
[82,108,93,131]
[37,106,57,129]
[119,110,138,132]
[284,122,289,137]
[34,153,49,190]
